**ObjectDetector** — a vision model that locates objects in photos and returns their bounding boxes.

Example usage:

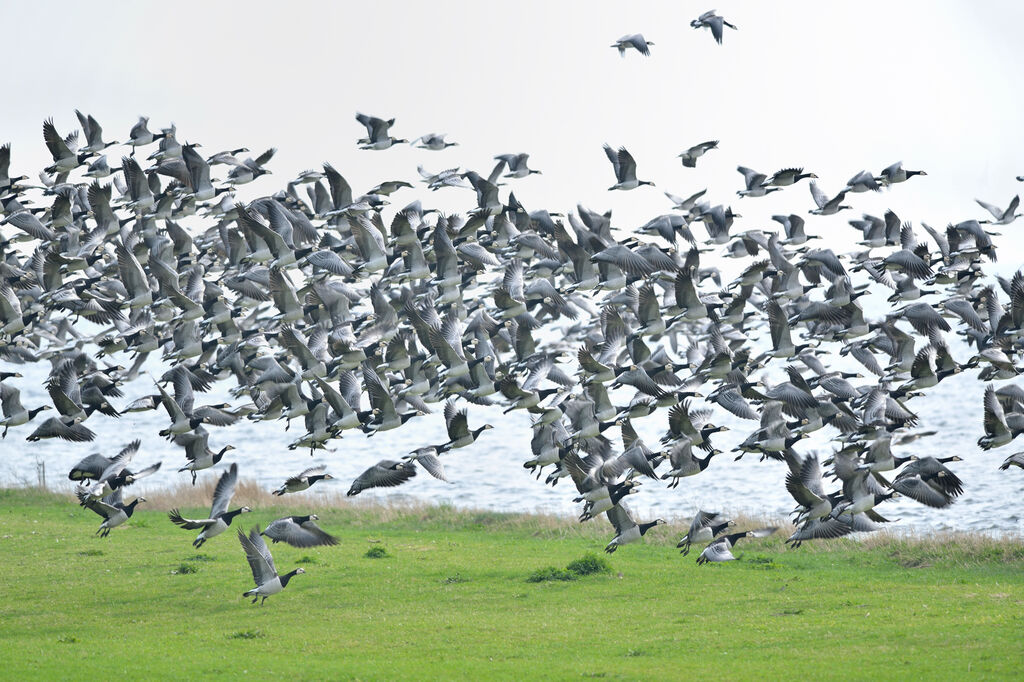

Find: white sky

[5,1,1024,261]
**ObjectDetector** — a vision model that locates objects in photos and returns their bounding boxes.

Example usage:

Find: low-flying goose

[238,526,305,604]
[262,515,338,547]
[272,465,333,496]
[175,428,236,484]
[347,459,417,496]
[76,487,145,538]
[604,502,665,553]
[695,527,776,565]
[676,511,732,555]
[70,440,161,501]
[168,462,250,547]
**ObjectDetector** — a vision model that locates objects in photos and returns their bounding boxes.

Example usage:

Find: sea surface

[3,349,1021,537]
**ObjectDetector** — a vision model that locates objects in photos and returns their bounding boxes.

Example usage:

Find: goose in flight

[355,113,407,150]
[976,195,1020,226]
[494,153,541,178]
[347,459,417,496]
[678,141,718,168]
[604,502,665,553]
[808,181,851,216]
[238,526,305,604]
[691,10,738,45]
[412,133,457,150]
[75,487,145,538]
[272,465,334,496]
[262,515,338,547]
[877,161,926,186]
[604,145,654,191]
[611,34,653,57]
[0,381,51,437]
[168,462,250,547]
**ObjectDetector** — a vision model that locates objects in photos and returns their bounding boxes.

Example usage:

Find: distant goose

[877,161,926,186]
[976,195,1020,226]
[678,141,718,168]
[355,113,407,150]
[75,487,145,537]
[262,515,338,547]
[347,459,417,496]
[736,166,780,198]
[845,170,881,193]
[83,155,121,179]
[42,118,87,174]
[272,465,333,496]
[610,34,653,57]
[238,526,305,604]
[412,133,457,150]
[126,116,166,152]
[494,153,541,178]
[690,10,738,44]
[676,511,732,555]
[168,462,250,548]
[603,145,654,191]
[765,168,817,187]
[808,181,851,216]
[75,110,118,153]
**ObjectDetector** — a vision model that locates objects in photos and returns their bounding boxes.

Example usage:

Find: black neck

[221,507,247,524]
[279,569,301,587]
[710,521,731,536]
[639,521,660,535]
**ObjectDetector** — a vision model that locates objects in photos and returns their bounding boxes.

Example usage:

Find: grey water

[2,350,1021,536]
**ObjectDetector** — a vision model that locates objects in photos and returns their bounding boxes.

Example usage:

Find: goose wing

[263,517,339,547]
[238,526,278,585]
[210,462,239,518]
[168,508,217,530]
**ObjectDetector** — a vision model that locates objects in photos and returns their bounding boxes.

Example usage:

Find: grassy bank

[1,487,1022,680]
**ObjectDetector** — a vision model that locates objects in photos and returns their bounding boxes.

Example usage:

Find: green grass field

[2,486,1022,680]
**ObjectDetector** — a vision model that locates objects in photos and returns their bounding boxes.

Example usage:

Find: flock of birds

[2,23,1024,599]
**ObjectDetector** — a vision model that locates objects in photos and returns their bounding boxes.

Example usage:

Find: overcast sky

[6,1,1024,262]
